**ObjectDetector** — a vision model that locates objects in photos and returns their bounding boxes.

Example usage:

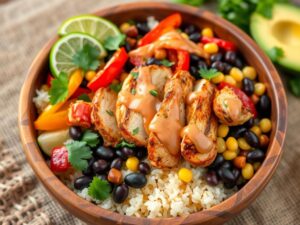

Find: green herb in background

[73,43,100,72]
[267,46,284,62]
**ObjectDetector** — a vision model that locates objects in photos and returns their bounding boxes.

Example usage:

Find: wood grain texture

[18,2,288,225]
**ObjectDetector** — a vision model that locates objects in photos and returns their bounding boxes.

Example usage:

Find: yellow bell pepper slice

[34,110,68,131]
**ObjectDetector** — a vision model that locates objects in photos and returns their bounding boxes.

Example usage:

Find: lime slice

[58,15,120,43]
[49,33,106,77]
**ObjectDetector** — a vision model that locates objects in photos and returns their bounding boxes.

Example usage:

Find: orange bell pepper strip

[34,109,68,131]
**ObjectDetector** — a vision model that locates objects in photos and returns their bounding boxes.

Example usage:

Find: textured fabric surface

[0,0,299,224]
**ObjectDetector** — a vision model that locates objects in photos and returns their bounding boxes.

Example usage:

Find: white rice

[33,88,49,112]
[147,16,159,30]
[72,161,235,218]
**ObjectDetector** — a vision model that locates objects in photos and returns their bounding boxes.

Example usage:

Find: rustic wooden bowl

[18,2,287,225]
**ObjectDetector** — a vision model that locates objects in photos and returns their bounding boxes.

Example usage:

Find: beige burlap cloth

[0,0,299,224]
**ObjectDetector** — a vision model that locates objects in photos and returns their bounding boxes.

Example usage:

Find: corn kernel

[223,150,237,160]
[217,137,226,153]
[251,94,260,104]
[238,138,251,151]
[260,134,270,148]
[254,83,266,96]
[224,75,237,86]
[251,126,262,137]
[178,168,193,183]
[202,27,214,37]
[120,22,131,33]
[253,162,261,171]
[233,156,246,169]
[259,118,272,133]
[226,137,238,152]
[217,124,229,138]
[242,163,254,180]
[126,157,139,171]
[85,71,96,82]
[181,32,189,40]
[211,73,225,84]
[230,67,244,82]
[204,43,219,54]
[243,66,257,80]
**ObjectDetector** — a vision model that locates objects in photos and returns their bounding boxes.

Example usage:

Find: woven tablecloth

[0,0,300,224]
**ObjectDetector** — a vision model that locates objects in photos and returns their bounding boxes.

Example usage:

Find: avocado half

[250,4,300,74]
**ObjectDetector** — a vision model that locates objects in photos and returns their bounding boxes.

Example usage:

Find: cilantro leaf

[49,72,69,105]
[66,141,92,171]
[103,34,126,51]
[110,83,122,93]
[132,127,139,135]
[78,93,91,102]
[131,71,139,79]
[149,90,158,97]
[131,88,136,95]
[73,43,100,72]
[160,59,175,67]
[199,68,220,80]
[116,140,136,148]
[106,110,114,117]
[88,177,111,201]
[81,130,100,147]
[267,47,284,62]
[288,77,300,97]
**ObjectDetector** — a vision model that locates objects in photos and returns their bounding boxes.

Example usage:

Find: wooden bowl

[18,2,287,225]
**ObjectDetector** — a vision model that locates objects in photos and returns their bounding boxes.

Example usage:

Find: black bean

[190,66,199,77]
[112,184,129,203]
[242,78,255,96]
[125,173,147,188]
[184,24,197,35]
[232,168,240,181]
[229,126,247,139]
[146,57,162,66]
[105,51,115,62]
[220,168,236,183]
[80,79,88,88]
[257,94,271,117]
[217,161,232,178]
[69,126,82,140]
[244,118,255,128]
[125,60,134,72]
[211,61,225,73]
[190,54,201,65]
[224,181,236,189]
[204,171,219,186]
[208,154,225,169]
[234,58,243,69]
[74,176,92,190]
[198,60,208,70]
[92,159,110,174]
[111,158,123,170]
[138,162,151,175]
[136,147,148,160]
[95,146,115,160]
[98,174,108,181]
[223,62,233,74]
[82,157,96,176]
[236,177,247,189]
[116,149,127,160]
[210,53,223,63]
[244,131,260,148]
[124,42,131,52]
[136,22,150,35]
[189,32,201,43]
[247,149,265,163]
[225,51,237,64]
[121,147,135,158]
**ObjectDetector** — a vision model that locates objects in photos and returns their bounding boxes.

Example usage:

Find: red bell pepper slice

[202,37,237,51]
[176,50,190,71]
[47,74,54,87]
[218,82,257,118]
[88,47,128,92]
[138,13,182,47]
[50,146,71,173]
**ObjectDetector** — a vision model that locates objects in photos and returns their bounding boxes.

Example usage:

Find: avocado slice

[250,4,300,74]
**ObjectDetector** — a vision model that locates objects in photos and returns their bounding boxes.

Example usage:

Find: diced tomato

[47,74,54,87]
[50,146,71,173]
[201,37,237,51]
[71,87,90,99]
[218,82,257,117]
[138,13,182,47]
[67,101,92,128]
[176,50,190,71]
[87,47,128,92]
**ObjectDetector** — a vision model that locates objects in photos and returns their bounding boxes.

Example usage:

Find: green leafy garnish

[116,140,136,148]
[78,93,91,102]
[160,59,175,67]
[132,127,139,135]
[106,110,114,117]
[131,88,136,95]
[110,83,122,93]
[81,130,100,147]
[103,34,126,51]
[172,0,207,6]
[199,68,220,80]
[288,77,300,97]
[73,43,100,72]
[49,72,69,105]
[66,141,92,171]
[131,71,139,79]
[149,90,158,97]
[88,177,111,201]
[267,47,284,62]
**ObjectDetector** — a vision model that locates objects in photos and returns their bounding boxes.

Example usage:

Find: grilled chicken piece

[91,88,121,147]
[213,86,253,126]
[181,79,218,167]
[148,71,194,168]
[116,65,172,146]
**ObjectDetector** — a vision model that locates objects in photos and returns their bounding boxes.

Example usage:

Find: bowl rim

[18,2,287,225]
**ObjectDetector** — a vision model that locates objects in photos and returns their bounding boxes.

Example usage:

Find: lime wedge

[49,33,106,77]
[58,15,120,43]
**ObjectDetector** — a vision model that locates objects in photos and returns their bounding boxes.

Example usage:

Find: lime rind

[49,32,106,77]
[58,15,120,43]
